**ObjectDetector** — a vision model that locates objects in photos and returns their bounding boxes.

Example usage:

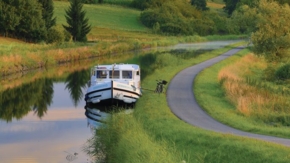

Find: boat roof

[94,63,140,70]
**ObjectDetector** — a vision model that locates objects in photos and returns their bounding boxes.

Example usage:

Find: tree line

[0,0,55,42]
[0,0,91,43]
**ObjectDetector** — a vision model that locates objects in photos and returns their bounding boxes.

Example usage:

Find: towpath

[167,46,290,147]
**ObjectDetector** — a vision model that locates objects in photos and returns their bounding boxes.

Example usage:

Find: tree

[15,0,46,42]
[131,0,173,10]
[223,0,239,15]
[251,0,290,60]
[63,0,91,42]
[276,0,290,5]
[37,0,56,30]
[227,5,258,34]
[223,0,258,15]
[0,1,20,37]
[191,0,208,11]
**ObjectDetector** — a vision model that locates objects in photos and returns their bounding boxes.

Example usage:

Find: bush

[46,27,64,44]
[132,0,170,10]
[275,64,290,80]
[63,29,71,42]
[160,23,186,35]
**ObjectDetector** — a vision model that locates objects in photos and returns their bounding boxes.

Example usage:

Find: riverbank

[0,33,246,78]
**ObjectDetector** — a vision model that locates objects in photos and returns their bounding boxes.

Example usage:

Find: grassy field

[91,44,290,163]
[54,1,147,32]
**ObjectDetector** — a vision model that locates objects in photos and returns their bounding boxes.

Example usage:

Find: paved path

[167,46,290,147]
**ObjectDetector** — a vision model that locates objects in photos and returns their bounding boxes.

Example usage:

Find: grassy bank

[91,43,290,163]
[194,50,290,138]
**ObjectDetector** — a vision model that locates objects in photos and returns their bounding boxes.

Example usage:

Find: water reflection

[0,81,91,163]
[0,78,53,122]
[84,102,133,130]
[0,69,91,122]
[85,105,110,131]
[65,69,90,107]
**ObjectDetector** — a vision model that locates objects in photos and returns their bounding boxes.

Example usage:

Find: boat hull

[85,81,141,104]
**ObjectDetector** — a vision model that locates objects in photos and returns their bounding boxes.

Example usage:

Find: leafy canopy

[251,0,290,60]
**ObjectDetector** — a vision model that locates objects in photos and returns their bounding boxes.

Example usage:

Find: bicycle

[154,79,167,94]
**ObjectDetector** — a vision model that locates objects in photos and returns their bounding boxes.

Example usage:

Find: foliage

[131,0,174,10]
[223,0,239,15]
[63,0,92,42]
[190,14,216,36]
[82,0,97,3]
[223,0,258,15]
[16,0,47,42]
[251,0,290,60]
[46,26,65,44]
[275,64,290,80]
[275,0,290,5]
[191,0,208,11]
[0,1,20,37]
[139,0,232,36]
[140,1,203,35]
[38,0,56,30]
[152,22,160,33]
[204,10,228,34]
[0,0,47,42]
[227,5,258,34]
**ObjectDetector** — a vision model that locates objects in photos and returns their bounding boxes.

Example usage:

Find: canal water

[0,40,243,163]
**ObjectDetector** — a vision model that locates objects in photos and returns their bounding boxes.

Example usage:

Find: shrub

[63,29,71,42]
[46,27,64,44]
[275,64,290,80]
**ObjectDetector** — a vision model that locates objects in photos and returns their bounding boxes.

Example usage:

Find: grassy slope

[54,1,147,32]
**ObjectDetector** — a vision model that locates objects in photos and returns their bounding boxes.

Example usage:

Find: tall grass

[218,53,290,127]
[93,113,181,163]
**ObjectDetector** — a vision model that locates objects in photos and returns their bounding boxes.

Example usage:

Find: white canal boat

[85,63,142,104]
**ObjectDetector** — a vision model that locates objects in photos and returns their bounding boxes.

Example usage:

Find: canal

[0,40,243,163]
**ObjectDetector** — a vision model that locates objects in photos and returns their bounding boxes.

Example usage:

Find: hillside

[54,1,147,32]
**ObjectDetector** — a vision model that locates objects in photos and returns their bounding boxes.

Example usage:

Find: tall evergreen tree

[63,0,91,42]
[191,0,207,11]
[37,0,56,30]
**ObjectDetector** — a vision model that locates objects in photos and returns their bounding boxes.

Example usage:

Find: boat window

[109,71,120,79]
[96,70,107,79]
[122,71,132,79]
[136,71,140,76]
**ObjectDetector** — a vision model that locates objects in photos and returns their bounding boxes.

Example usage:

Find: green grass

[54,1,147,32]
[92,43,290,163]
[194,49,290,138]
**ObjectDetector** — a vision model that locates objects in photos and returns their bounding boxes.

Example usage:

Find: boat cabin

[90,63,141,87]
